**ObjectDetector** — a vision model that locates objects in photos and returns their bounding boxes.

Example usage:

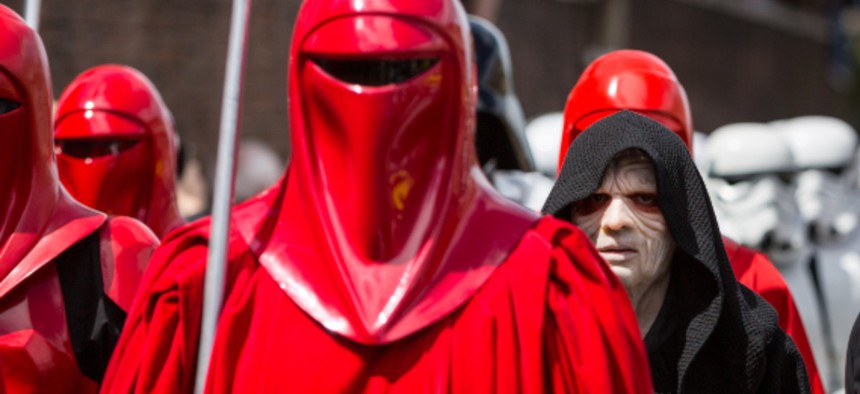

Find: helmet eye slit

[55,139,141,159]
[0,99,21,115]
[311,58,439,86]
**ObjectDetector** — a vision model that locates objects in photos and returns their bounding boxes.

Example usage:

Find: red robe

[0,216,157,394]
[725,238,824,394]
[102,216,653,393]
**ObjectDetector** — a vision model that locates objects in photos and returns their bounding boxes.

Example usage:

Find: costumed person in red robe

[554,49,824,393]
[100,0,653,392]
[54,65,185,239]
[0,6,158,393]
[544,110,811,392]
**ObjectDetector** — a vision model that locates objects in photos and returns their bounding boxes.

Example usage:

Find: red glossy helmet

[237,0,535,343]
[0,6,60,264]
[558,50,692,172]
[287,0,479,262]
[0,5,106,278]
[54,65,184,239]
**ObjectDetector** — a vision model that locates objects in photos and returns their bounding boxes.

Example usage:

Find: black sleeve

[53,229,127,383]
[759,328,811,394]
[848,312,860,394]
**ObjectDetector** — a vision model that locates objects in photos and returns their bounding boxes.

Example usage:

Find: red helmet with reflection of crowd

[0,5,109,278]
[54,65,184,239]
[559,49,692,172]
[0,6,124,391]
[232,0,536,343]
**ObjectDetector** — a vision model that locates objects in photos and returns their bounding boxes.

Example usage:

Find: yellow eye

[631,193,660,212]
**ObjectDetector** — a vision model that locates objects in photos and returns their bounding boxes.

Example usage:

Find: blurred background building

[2,0,858,208]
[6,0,860,391]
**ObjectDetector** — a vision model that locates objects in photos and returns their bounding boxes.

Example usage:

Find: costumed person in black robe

[543,110,810,393]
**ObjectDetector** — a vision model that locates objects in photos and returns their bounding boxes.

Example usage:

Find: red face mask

[0,6,105,286]
[54,65,183,238]
[0,68,29,251]
[234,0,535,344]
[559,50,692,173]
[299,15,461,262]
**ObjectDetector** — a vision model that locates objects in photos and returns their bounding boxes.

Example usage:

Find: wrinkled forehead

[601,149,657,189]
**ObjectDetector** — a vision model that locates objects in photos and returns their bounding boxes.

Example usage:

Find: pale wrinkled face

[571,152,675,294]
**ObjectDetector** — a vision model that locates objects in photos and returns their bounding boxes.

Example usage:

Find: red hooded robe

[0,6,157,393]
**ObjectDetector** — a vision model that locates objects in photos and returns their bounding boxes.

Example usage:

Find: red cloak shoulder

[102,215,651,393]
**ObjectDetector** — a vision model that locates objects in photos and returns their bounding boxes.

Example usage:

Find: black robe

[542,110,810,393]
[847,312,860,393]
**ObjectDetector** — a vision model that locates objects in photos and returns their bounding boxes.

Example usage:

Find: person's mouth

[597,245,637,262]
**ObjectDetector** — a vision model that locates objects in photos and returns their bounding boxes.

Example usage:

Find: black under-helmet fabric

[542,111,810,393]
[469,16,534,172]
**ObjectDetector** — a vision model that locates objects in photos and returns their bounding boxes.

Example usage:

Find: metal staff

[193,0,252,392]
[24,0,41,31]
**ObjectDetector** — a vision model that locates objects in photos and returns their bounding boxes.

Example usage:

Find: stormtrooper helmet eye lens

[55,138,141,159]
[0,99,21,115]
[312,57,439,86]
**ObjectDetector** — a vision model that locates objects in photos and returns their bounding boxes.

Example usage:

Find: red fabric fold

[102,216,652,393]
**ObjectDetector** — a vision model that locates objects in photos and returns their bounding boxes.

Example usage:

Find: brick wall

[2,0,851,181]
[3,0,298,182]
[494,0,848,132]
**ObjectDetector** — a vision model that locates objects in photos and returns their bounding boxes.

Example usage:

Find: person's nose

[601,198,633,233]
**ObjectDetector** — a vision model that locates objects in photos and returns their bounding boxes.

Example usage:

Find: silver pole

[193,0,251,392]
[24,0,41,31]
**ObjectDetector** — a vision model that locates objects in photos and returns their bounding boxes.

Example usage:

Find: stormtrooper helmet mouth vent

[719,171,794,186]
[311,57,439,86]
[822,166,847,176]
[0,98,19,114]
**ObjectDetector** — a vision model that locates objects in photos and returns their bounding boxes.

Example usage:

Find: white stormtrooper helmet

[525,112,563,179]
[706,122,807,265]
[235,139,285,202]
[779,116,860,245]
[692,131,709,177]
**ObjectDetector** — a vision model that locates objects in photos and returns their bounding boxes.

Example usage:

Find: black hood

[543,110,727,284]
[543,111,809,393]
[469,15,534,173]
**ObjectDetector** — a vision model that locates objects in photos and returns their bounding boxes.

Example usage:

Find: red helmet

[234,0,535,343]
[559,50,692,172]
[54,65,184,239]
[0,6,106,283]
